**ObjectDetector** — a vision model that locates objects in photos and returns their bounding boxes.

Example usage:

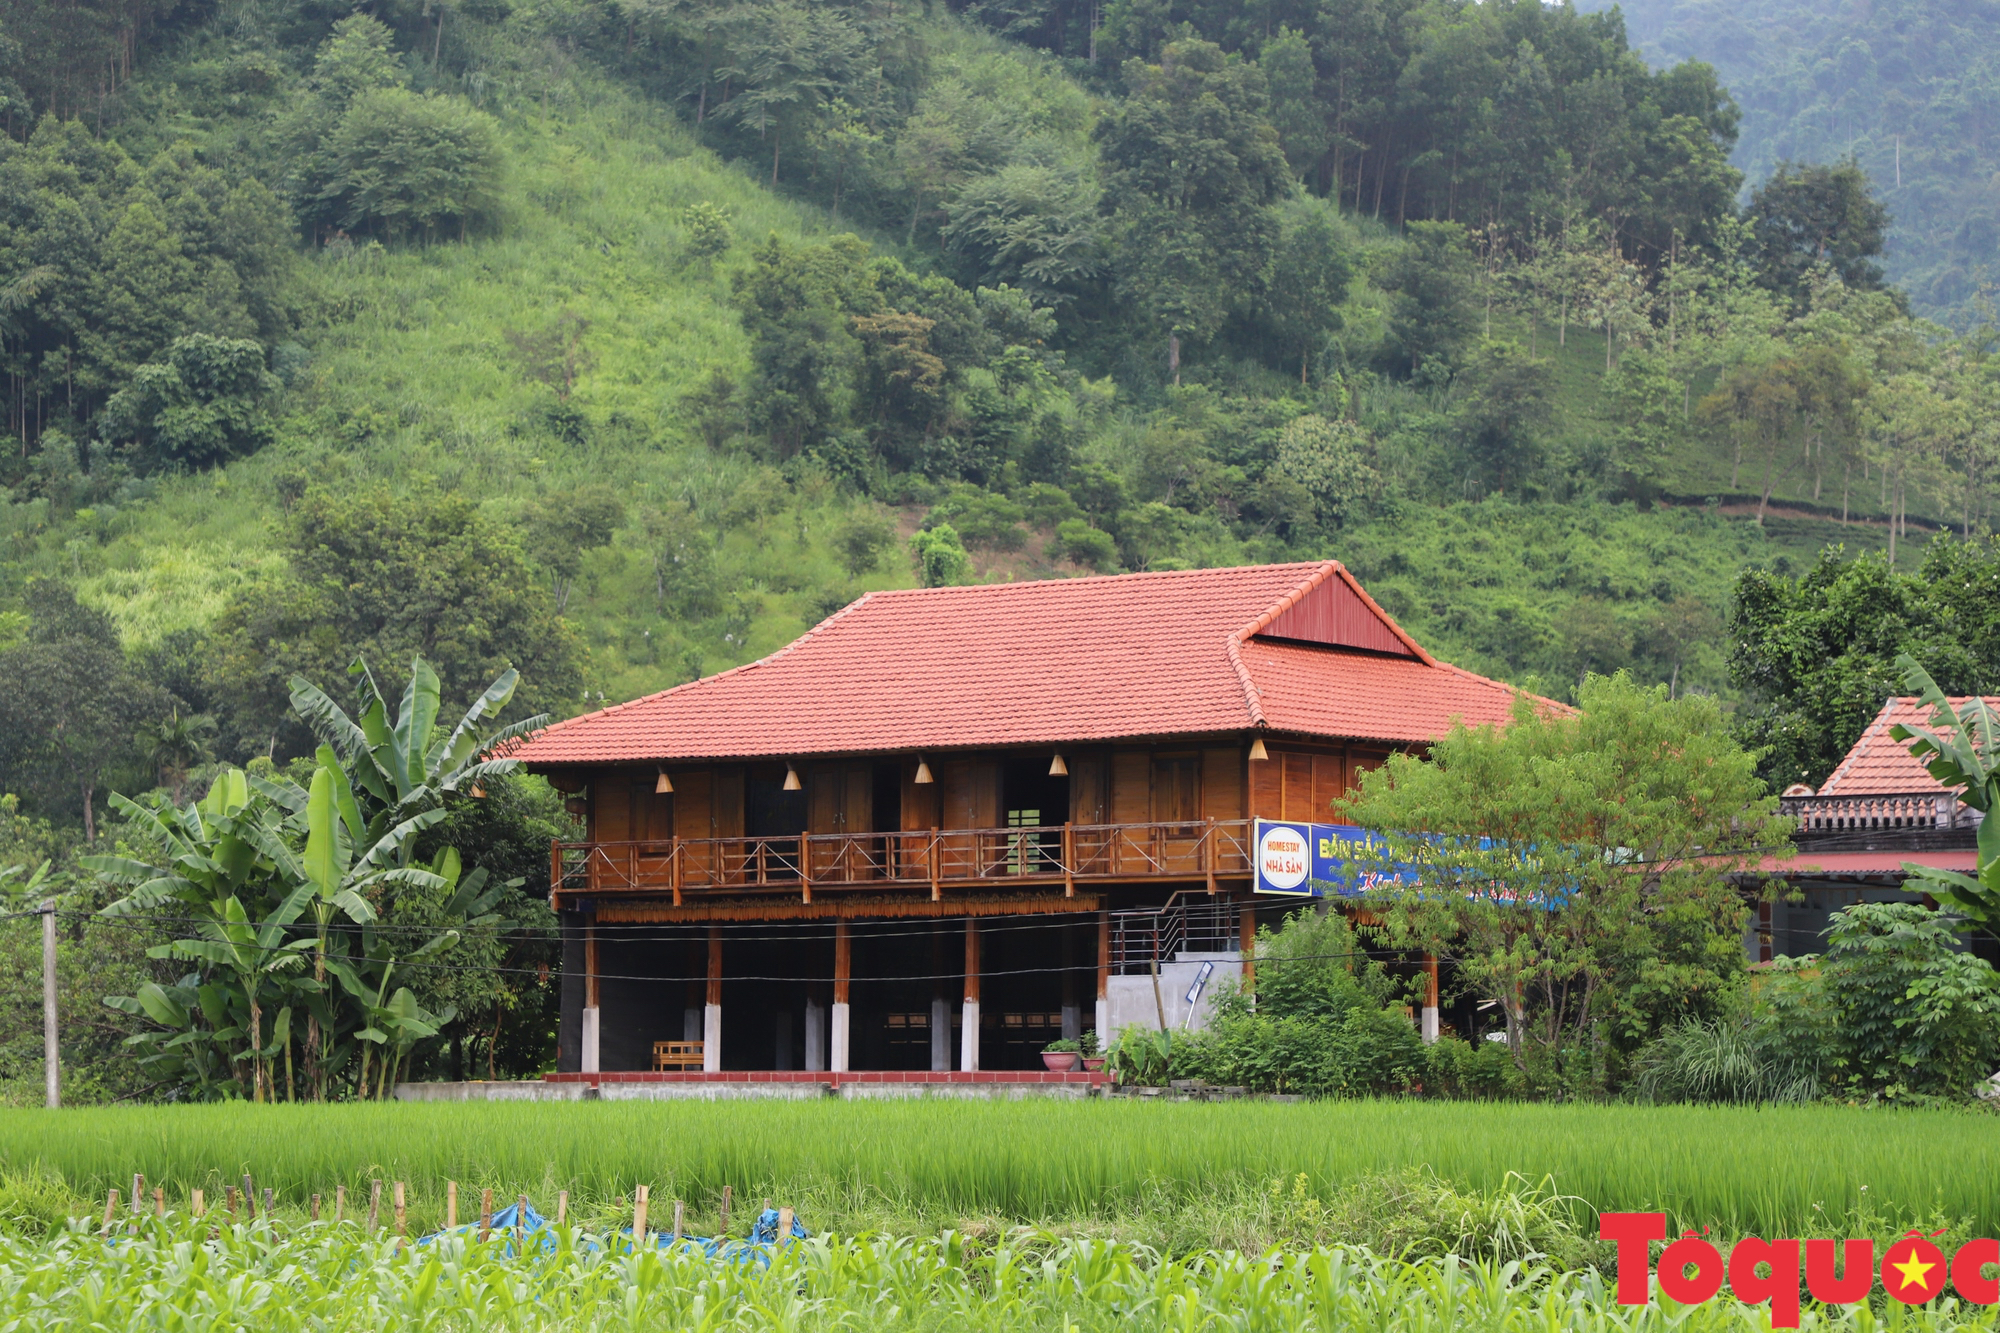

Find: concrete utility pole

[42,898,58,1109]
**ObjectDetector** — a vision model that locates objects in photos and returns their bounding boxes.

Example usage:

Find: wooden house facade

[516,561,1537,1077]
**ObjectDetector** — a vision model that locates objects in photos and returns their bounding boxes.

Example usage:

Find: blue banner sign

[1252,819,1418,897]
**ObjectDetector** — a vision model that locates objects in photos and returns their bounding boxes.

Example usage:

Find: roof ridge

[856,560,1328,601]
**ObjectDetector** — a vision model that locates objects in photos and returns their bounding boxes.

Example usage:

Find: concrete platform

[396,1070,1111,1102]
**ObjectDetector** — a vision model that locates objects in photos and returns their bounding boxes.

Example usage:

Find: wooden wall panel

[1110,749,1151,824]
[808,765,843,834]
[1069,752,1107,824]
[712,767,745,839]
[1202,747,1243,820]
[1311,753,1344,822]
[596,777,632,842]
[941,759,1000,829]
[1249,751,1282,819]
[1280,752,1313,821]
[672,769,713,839]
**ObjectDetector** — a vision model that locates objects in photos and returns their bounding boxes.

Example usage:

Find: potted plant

[1041,1037,1082,1071]
[1079,1029,1105,1072]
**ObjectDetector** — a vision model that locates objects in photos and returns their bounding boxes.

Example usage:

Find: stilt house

[516,560,1536,1083]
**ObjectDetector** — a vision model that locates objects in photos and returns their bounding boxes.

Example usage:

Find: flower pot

[1042,1051,1081,1072]
[1081,1056,1106,1072]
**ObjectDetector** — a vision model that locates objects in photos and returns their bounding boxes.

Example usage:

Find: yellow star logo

[1891,1248,1936,1291]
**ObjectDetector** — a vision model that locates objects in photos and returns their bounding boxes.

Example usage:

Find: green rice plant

[0,1205,1988,1331]
[3,1098,1998,1242]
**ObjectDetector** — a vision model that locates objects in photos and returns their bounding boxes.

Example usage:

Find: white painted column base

[581,1006,600,1074]
[804,999,825,1072]
[1094,998,1110,1047]
[930,998,950,1072]
[830,1002,851,1072]
[959,999,980,1072]
[1421,1007,1440,1044]
[703,1003,722,1071]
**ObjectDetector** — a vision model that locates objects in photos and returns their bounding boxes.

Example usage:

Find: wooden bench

[652,1040,705,1071]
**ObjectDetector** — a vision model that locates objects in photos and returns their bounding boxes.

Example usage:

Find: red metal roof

[1816,696,2000,797]
[515,561,1543,766]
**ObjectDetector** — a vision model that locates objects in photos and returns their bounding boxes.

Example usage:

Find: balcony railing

[1779,792,1982,832]
[553,819,1255,903]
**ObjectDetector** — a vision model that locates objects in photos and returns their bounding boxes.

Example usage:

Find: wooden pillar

[929,926,950,1073]
[831,921,852,1073]
[959,919,981,1073]
[1421,953,1440,1044]
[1239,903,1256,995]
[702,925,722,1072]
[1095,909,1111,1044]
[581,911,600,1074]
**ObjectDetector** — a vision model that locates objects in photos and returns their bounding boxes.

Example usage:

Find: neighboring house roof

[1815,695,2000,797]
[515,560,1550,766]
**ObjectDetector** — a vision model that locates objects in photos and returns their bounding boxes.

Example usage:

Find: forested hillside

[1594,0,2000,327]
[0,0,1994,832]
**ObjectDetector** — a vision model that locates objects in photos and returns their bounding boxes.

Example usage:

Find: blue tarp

[419,1201,808,1266]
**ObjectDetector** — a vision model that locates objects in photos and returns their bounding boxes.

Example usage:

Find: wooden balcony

[552,819,1255,905]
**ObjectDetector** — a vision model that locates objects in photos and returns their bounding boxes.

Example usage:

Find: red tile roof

[516,561,1545,766]
[1816,696,2000,797]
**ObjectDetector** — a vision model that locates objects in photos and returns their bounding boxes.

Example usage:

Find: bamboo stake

[516,1194,527,1248]
[242,1175,257,1221]
[777,1206,794,1243]
[225,1186,237,1221]
[191,1189,205,1218]
[101,1189,117,1234]
[367,1180,381,1231]
[447,1181,458,1229]
[310,1194,321,1222]
[479,1189,493,1243]
[153,1187,164,1218]
[556,1190,568,1226]
[131,1174,143,1216]
[394,1181,407,1236]
[633,1185,649,1248]
[262,1188,273,1219]
[720,1185,731,1235]
[335,1185,346,1224]
[672,1198,684,1242]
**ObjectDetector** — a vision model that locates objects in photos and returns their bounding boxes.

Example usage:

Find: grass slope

[41,28,1917,715]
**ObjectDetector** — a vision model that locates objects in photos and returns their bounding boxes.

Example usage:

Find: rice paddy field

[4,1099,1999,1328]
[1,1098,1993,1238]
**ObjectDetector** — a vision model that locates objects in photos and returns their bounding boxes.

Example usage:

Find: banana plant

[288,656,549,859]
[1889,655,2000,925]
[144,893,313,1102]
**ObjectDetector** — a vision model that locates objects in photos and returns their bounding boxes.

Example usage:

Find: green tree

[833,512,897,577]
[1098,39,1291,380]
[1341,674,1788,1085]
[1728,537,2000,788]
[1275,413,1375,527]
[525,485,626,614]
[0,582,166,837]
[320,87,505,242]
[1818,901,2000,1098]
[910,522,975,586]
[1744,160,1893,308]
[1380,221,1479,376]
[1451,340,1555,497]
[207,484,583,758]
[1261,197,1353,383]
[99,334,277,469]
